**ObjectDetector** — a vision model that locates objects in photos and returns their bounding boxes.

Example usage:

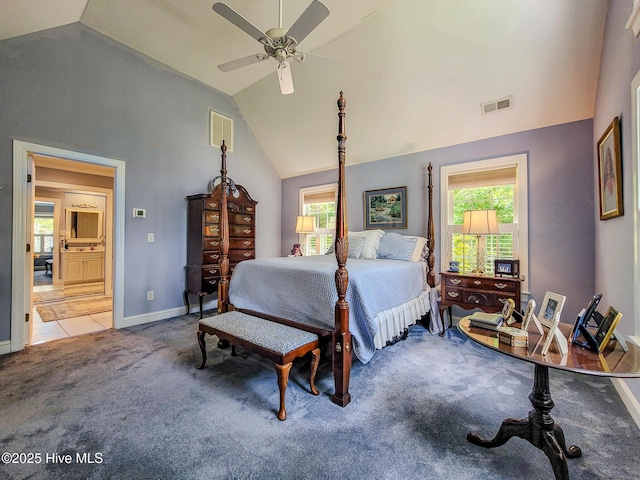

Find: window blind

[448,166,517,190]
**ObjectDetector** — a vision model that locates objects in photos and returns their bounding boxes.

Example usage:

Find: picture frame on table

[597,117,623,220]
[538,291,566,329]
[364,186,407,229]
[538,291,568,356]
[291,244,302,256]
[448,261,460,273]
[594,306,623,353]
[494,259,520,277]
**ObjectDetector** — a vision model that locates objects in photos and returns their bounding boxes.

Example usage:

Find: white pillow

[348,229,385,259]
[404,235,428,262]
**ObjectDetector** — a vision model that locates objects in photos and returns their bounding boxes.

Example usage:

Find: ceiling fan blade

[285,0,329,45]
[218,54,266,72]
[276,61,294,95]
[212,3,266,43]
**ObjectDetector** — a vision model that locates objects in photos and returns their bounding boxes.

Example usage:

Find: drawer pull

[208,202,218,209]
[207,280,216,285]
[243,229,252,234]
[209,241,219,247]
[494,283,507,289]
[450,278,462,285]
[212,214,219,221]
[243,252,252,258]
[207,269,218,275]
[243,240,252,246]
[447,291,459,298]
[243,216,251,222]
[246,207,253,212]
[498,298,508,304]
[473,280,482,285]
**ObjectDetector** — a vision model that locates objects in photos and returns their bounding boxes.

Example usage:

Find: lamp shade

[295,215,317,234]
[461,210,500,235]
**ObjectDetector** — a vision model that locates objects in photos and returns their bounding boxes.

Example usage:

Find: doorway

[31,179,112,344]
[11,141,125,353]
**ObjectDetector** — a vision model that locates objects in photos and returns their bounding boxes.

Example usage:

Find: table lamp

[295,215,317,255]
[461,209,499,273]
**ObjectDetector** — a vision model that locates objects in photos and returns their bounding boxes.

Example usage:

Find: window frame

[298,183,338,255]
[440,154,529,295]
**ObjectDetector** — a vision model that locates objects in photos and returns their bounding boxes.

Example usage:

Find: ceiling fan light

[277,61,294,95]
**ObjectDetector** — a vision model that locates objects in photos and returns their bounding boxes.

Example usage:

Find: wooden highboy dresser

[184,183,257,318]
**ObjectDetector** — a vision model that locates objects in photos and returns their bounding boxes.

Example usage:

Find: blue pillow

[325,235,366,259]
[377,233,417,261]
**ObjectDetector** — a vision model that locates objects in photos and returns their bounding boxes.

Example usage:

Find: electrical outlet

[147,291,154,301]
[147,233,154,243]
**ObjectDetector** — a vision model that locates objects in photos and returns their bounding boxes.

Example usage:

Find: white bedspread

[228,255,431,363]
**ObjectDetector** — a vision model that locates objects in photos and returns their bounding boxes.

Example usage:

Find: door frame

[12,140,126,352]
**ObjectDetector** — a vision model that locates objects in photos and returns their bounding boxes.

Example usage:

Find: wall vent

[481,96,513,115]
[210,111,233,152]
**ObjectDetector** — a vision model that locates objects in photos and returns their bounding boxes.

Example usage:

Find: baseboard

[0,340,11,355]
[610,335,640,430]
[120,300,217,329]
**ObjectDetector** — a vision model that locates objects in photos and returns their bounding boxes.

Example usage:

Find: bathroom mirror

[66,209,103,243]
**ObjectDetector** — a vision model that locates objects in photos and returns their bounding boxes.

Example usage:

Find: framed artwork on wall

[364,186,407,229]
[597,117,623,220]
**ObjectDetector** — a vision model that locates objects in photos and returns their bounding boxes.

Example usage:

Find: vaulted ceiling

[2,0,609,178]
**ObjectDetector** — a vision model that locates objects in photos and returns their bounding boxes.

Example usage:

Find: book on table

[469,311,504,331]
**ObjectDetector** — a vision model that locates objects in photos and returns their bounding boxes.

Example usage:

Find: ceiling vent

[210,111,233,152]
[481,96,513,115]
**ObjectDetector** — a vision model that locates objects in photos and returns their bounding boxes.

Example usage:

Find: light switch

[147,233,154,243]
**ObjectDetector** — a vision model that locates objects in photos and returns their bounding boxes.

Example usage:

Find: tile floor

[31,284,112,345]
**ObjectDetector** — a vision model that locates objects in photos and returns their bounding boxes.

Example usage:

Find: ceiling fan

[212,0,330,94]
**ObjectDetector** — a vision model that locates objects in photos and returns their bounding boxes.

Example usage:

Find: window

[441,154,528,291]
[34,202,54,254]
[299,184,337,255]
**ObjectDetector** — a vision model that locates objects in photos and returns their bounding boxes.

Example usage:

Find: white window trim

[440,154,529,295]
[298,182,338,246]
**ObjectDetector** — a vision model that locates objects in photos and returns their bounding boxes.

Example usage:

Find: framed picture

[494,259,520,277]
[594,306,623,352]
[597,117,623,220]
[537,291,566,329]
[291,244,302,256]
[364,186,407,229]
[448,261,459,273]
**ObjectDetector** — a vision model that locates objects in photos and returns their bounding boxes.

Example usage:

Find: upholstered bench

[197,311,321,420]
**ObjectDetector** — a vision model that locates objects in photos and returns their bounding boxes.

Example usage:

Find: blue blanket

[229,255,426,363]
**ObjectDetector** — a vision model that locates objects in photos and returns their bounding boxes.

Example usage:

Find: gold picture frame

[597,117,623,220]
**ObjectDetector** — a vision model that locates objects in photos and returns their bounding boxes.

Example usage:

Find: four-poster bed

[200,92,437,408]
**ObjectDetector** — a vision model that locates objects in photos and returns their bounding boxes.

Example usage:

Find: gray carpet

[1,313,639,479]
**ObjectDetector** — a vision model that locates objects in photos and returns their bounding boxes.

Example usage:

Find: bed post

[217,141,230,314]
[426,163,435,288]
[332,92,352,408]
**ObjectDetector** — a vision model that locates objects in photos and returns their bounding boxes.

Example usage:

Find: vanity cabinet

[185,183,258,318]
[64,251,105,284]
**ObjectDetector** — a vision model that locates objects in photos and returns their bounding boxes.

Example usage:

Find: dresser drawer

[230,238,254,249]
[201,276,218,293]
[204,224,254,237]
[229,212,254,225]
[229,250,255,262]
[204,211,221,223]
[203,251,221,264]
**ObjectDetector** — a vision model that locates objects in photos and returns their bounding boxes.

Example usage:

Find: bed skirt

[372,287,439,349]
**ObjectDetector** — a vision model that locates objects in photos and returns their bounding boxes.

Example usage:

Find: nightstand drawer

[444,275,517,293]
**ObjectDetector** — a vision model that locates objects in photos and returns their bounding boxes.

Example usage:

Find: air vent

[210,111,233,152]
[481,96,513,115]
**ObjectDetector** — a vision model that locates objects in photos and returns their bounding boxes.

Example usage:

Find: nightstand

[439,271,522,330]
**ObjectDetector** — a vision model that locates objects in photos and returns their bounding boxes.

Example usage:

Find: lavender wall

[0,24,281,342]
[593,1,640,403]
[282,119,595,326]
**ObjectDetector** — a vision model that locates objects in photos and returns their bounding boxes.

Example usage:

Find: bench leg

[309,348,320,396]
[274,362,292,421]
[196,330,207,369]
